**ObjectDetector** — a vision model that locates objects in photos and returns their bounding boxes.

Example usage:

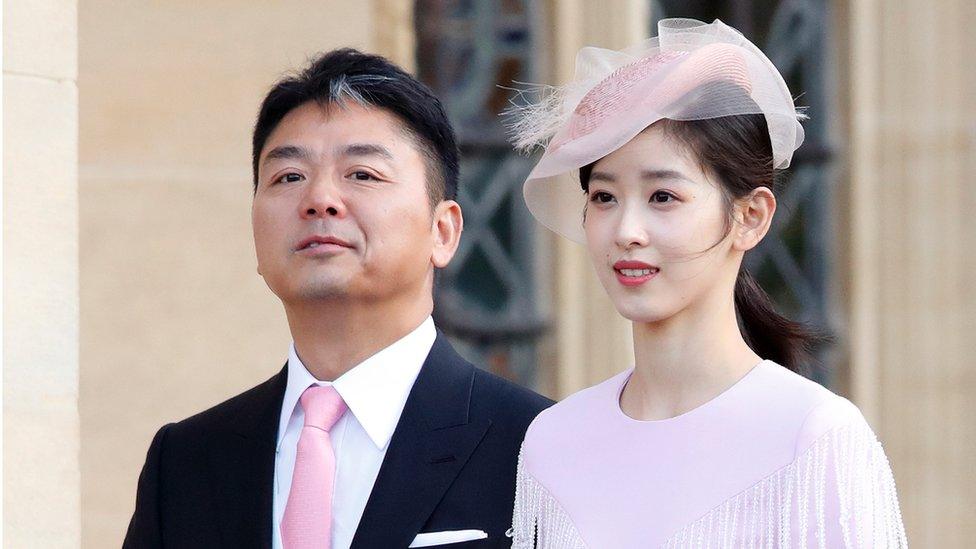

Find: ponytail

[734,269,826,374]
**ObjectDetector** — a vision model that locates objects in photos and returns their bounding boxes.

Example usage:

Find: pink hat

[509,18,805,243]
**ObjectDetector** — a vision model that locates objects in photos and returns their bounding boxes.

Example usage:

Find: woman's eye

[274,173,304,184]
[590,191,615,204]
[650,191,676,203]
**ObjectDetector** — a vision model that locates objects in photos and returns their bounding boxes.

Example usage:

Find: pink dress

[509,361,907,548]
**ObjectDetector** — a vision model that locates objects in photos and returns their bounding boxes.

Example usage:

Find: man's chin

[279,275,357,302]
[295,282,352,301]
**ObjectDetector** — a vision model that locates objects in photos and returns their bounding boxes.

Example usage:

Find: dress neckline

[612,359,772,425]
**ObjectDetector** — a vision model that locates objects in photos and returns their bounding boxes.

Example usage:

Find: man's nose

[299,178,346,219]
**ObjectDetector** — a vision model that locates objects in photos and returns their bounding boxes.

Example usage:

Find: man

[124,48,552,549]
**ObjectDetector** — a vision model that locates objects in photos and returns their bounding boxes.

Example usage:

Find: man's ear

[732,186,776,252]
[431,200,463,268]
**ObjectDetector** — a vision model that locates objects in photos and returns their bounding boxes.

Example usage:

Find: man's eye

[351,171,377,181]
[651,191,676,203]
[590,191,615,204]
[275,173,304,184]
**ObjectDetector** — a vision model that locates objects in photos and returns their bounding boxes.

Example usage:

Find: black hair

[579,111,825,373]
[251,48,459,206]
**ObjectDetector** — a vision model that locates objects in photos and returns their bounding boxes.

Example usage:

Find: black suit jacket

[123,333,553,548]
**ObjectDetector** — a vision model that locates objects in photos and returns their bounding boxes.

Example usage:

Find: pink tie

[281,385,347,549]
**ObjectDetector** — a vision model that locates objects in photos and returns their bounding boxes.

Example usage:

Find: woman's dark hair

[579,110,824,373]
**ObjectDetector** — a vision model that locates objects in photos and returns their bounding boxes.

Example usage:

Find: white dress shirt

[272,317,436,549]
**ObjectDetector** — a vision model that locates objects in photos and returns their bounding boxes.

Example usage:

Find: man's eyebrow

[340,143,394,161]
[262,145,312,165]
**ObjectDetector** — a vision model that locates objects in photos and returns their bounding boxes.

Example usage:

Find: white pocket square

[408,529,488,547]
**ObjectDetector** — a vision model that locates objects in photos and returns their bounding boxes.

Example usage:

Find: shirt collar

[277,316,436,451]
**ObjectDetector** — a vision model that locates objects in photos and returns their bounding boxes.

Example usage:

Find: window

[416,0,545,388]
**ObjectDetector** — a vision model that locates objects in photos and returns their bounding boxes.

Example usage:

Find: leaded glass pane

[416,0,544,388]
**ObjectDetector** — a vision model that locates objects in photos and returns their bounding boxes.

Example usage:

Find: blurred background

[3,0,974,547]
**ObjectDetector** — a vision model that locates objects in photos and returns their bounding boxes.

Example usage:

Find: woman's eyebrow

[589,169,690,183]
[640,169,690,182]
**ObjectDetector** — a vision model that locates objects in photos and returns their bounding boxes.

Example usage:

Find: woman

[507,19,907,548]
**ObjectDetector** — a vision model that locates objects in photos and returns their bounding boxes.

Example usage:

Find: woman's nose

[615,206,649,249]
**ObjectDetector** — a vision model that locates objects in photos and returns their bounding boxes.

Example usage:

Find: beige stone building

[3,1,974,547]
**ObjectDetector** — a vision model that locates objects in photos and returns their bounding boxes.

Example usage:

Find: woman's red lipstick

[613,260,659,287]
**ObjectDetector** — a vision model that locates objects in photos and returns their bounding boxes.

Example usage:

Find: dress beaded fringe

[508,450,587,549]
[509,419,907,548]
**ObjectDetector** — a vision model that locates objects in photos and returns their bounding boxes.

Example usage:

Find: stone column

[845,0,976,544]
[374,0,416,72]
[3,1,81,547]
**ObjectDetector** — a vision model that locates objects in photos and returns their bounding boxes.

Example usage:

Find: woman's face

[583,123,742,323]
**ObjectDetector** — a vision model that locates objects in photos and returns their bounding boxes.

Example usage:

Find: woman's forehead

[593,129,710,185]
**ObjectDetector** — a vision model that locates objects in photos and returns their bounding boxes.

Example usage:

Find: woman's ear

[732,186,776,252]
[431,200,463,268]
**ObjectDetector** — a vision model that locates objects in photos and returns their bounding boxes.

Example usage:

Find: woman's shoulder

[756,361,873,457]
[520,369,631,452]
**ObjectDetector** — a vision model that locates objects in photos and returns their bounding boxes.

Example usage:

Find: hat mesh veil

[508,18,805,243]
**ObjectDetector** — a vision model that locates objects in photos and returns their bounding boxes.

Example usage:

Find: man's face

[252,101,440,306]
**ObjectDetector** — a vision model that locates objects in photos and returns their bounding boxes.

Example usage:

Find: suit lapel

[207,365,287,549]
[351,334,491,549]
